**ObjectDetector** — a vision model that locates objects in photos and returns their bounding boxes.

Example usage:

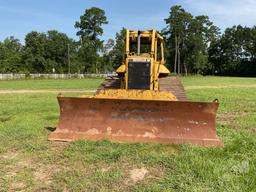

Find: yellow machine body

[98,29,175,100]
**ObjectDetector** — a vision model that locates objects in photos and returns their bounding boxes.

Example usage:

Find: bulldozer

[48,29,223,147]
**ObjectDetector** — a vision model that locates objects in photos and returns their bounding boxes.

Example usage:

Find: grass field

[0,76,255,191]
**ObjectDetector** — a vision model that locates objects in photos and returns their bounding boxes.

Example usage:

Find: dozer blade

[48,97,223,147]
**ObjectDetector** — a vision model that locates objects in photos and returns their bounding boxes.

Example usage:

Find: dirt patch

[129,168,149,184]
[124,166,165,187]
[16,159,33,168]
[1,150,61,188]
[217,111,256,132]
[186,84,256,90]
[49,141,68,150]
[10,182,26,191]
[101,167,111,173]
[0,89,96,94]
[33,164,60,185]
[1,151,19,160]
[218,111,248,125]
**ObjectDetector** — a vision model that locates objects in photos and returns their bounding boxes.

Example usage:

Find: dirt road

[0,89,96,94]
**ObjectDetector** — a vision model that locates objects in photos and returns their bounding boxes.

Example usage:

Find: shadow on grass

[45,127,56,132]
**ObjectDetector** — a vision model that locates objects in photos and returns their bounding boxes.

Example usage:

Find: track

[97,76,187,101]
[96,75,121,93]
[159,76,187,101]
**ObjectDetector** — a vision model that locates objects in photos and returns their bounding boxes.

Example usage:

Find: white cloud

[182,0,256,30]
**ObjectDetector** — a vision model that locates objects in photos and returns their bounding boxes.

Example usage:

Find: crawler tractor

[49,29,222,147]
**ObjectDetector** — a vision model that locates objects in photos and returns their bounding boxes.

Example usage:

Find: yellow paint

[95,89,177,101]
[159,65,170,75]
[95,29,177,101]
[116,64,126,73]
[116,29,171,91]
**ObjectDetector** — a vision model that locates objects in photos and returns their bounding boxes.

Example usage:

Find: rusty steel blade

[48,97,223,147]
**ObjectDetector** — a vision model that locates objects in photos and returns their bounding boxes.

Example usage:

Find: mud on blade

[48,97,223,147]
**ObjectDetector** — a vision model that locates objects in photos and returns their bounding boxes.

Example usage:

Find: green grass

[0,78,103,90]
[182,76,256,87]
[0,77,255,191]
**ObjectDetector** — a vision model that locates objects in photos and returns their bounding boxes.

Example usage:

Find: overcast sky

[0,0,255,43]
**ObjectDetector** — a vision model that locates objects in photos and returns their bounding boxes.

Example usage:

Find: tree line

[0,5,255,76]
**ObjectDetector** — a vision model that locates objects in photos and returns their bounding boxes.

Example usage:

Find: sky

[0,0,256,44]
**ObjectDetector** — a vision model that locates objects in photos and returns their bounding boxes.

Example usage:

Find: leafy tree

[45,30,75,73]
[0,37,23,73]
[23,30,78,73]
[23,31,47,73]
[75,7,108,73]
[77,38,99,73]
[75,7,108,40]
[208,25,256,76]
[185,15,220,74]
[109,28,126,69]
[164,5,192,74]
[102,38,114,72]
[164,5,219,75]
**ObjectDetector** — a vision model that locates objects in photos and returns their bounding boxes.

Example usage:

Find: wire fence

[0,73,112,80]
